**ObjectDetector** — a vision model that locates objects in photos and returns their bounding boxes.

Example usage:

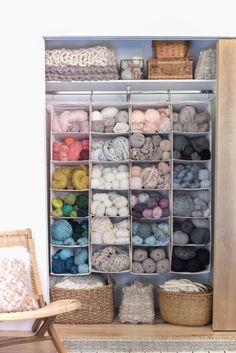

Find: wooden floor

[1,322,236,353]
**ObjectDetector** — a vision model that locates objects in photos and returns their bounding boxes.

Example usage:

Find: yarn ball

[162,208,170,218]
[146,198,158,209]
[132,235,144,245]
[62,204,73,217]
[131,110,145,123]
[79,149,89,160]
[51,220,73,241]
[171,258,186,272]
[131,166,142,177]
[113,122,129,133]
[152,207,162,219]
[173,194,194,217]
[133,202,147,213]
[179,106,196,124]
[145,108,160,122]
[173,135,187,151]
[156,259,170,274]
[59,248,74,261]
[132,210,143,218]
[142,209,153,218]
[92,120,105,132]
[159,198,169,209]
[173,230,189,244]
[181,220,194,235]
[130,195,138,207]
[52,258,65,274]
[149,247,166,262]
[75,193,89,208]
[144,236,156,245]
[190,228,209,244]
[137,223,152,238]
[77,237,88,246]
[79,120,89,132]
[101,106,118,119]
[65,256,74,271]
[174,247,196,260]
[74,249,88,265]
[185,259,203,272]
[92,111,103,121]
[137,192,150,203]
[132,261,144,273]
[133,248,148,262]
[142,258,156,273]
[116,110,129,123]
[131,177,142,189]
[196,248,210,266]
[131,133,145,148]
[200,149,211,160]
[78,264,89,273]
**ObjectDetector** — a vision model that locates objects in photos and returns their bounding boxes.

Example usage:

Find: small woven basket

[158,286,213,326]
[119,282,155,324]
[50,276,115,324]
[152,40,189,59]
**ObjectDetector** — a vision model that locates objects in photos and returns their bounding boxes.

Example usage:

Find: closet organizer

[45,38,236,331]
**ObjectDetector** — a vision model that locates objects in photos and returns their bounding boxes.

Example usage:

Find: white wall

[0,0,235,330]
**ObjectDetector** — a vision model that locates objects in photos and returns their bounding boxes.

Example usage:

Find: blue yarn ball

[132,222,139,234]
[144,235,156,245]
[78,264,89,273]
[68,265,78,274]
[59,248,74,260]
[74,249,88,265]
[51,220,73,241]
[52,258,65,274]
[63,237,76,245]
[77,237,88,246]
[65,256,74,271]
[132,235,143,245]
[74,248,82,255]
[52,240,63,245]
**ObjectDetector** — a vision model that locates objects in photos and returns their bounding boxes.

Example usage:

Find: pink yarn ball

[143,121,158,133]
[159,117,171,132]
[53,141,63,153]
[130,195,138,207]
[158,161,170,175]
[132,122,144,132]
[131,166,142,177]
[145,108,160,123]
[76,110,88,122]
[79,120,89,132]
[82,139,89,150]
[153,206,162,219]
[68,142,82,161]
[53,152,60,160]
[159,198,169,209]
[159,107,170,117]
[59,145,69,161]
[130,177,142,189]
[131,110,145,123]
[52,117,62,132]
[142,209,153,218]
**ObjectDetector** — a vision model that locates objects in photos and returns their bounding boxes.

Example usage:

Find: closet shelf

[46,79,216,94]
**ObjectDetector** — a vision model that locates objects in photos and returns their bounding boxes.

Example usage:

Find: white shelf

[46,79,216,93]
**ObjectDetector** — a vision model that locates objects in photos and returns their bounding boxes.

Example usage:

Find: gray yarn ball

[104,116,115,127]
[131,133,146,148]
[173,194,194,217]
[194,111,210,125]
[133,248,148,262]
[173,230,189,244]
[149,247,166,262]
[179,106,196,124]
[174,246,196,260]
[190,228,209,244]
[181,220,194,235]
[116,110,129,123]
[105,126,114,133]
[142,258,156,273]
[137,223,152,239]
[156,258,170,274]
[132,261,144,273]
[173,135,187,151]
[92,120,105,132]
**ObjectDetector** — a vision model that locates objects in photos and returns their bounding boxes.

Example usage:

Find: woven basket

[119,282,155,324]
[148,58,193,79]
[152,40,189,59]
[50,276,115,324]
[158,287,213,326]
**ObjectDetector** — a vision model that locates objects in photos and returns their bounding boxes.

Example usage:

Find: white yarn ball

[103,167,112,174]
[105,173,115,182]
[111,180,120,189]
[116,229,129,238]
[103,231,116,244]
[117,219,129,229]
[91,231,103,244]
[117,164,128,172]
[118,207,129,217]
[93,193,109,201]
[105,206,118,217]
[113,195,128,208]
[119,179,129,189]
[101,107,118,119]
[92,111,103,121]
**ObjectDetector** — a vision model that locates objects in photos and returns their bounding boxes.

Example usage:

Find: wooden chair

[0,228,81,353]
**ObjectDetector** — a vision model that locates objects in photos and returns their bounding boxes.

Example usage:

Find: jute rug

[62,336,236,352]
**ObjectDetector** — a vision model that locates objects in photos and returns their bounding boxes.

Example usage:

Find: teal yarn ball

[144,235,156,245]
[63,237,76,245]
[78,263,89,273]
[62,204,73,217]
[77,237,88,246]
[132,235,143,245]
[74,249,88,265]
[59,248,74,260]
[51,220,73,241]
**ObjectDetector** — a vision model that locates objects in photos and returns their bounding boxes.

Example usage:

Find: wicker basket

[158,287,213,326]
[148,58,193,79]
[152,40,189,59]
[50,276,115,324]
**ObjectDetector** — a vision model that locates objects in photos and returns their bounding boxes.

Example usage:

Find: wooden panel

[213,39,236,330]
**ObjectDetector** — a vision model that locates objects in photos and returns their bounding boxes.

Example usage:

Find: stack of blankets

[45,46,119,81]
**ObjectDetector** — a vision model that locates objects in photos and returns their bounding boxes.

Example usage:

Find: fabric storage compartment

[158,286,213,326]
[147,58,193,79]
[119,281,155,323]
[50,275,115,323]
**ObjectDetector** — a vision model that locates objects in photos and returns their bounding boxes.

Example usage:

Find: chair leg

[47,324,67,353]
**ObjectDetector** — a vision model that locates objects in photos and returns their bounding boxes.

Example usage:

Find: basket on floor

[158,286,213,326]
[152,40,189,59]
[50,276,115,324]
[119,282,155,324]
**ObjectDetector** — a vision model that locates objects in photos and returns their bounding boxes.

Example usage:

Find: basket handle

[106,274,116,286]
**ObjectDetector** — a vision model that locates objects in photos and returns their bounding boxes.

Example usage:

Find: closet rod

[47,90,214,95]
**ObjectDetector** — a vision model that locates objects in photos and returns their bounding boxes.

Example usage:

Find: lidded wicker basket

[158,286,213,326]
[152,40,189,59]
